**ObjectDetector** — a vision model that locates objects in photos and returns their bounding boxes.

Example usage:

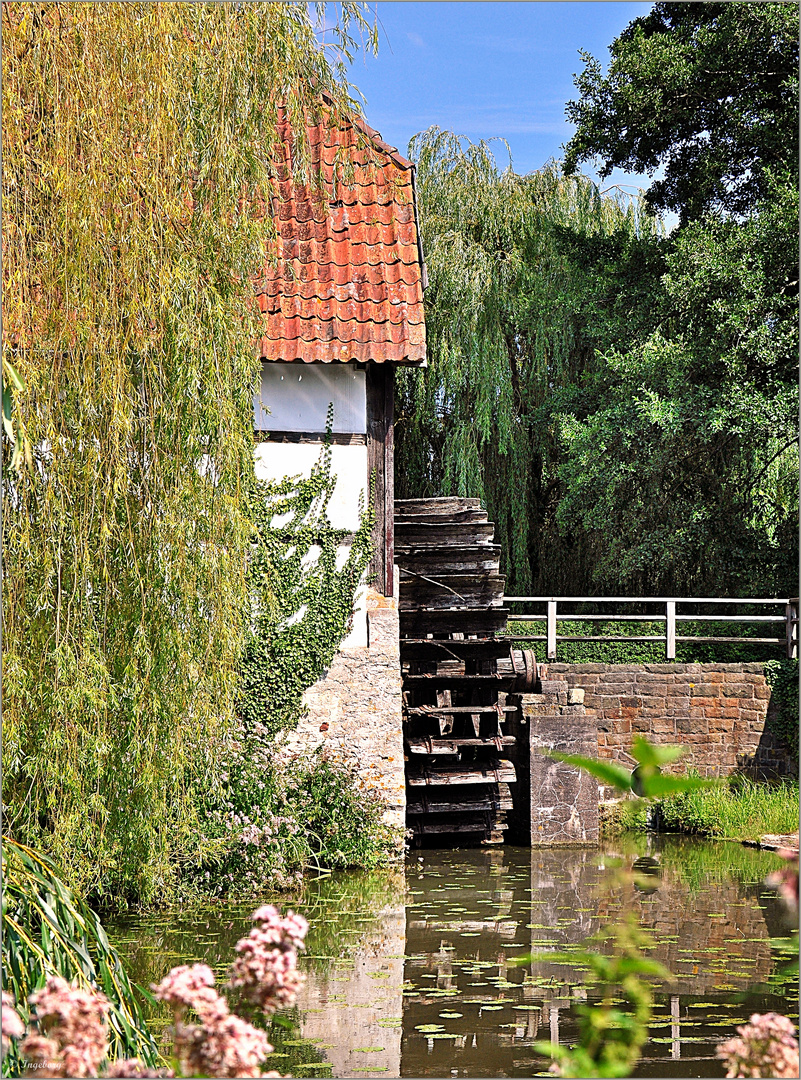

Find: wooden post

[786,601,798,660]
[366,363,395,597]
[546,600,557,660]
[666,600,676,660]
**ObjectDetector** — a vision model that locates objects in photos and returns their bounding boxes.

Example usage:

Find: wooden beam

[253,430,366,445]
[366,362,395,596]
[395,497,482,516]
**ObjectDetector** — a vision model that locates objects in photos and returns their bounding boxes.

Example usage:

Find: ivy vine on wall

[237,412,374,736]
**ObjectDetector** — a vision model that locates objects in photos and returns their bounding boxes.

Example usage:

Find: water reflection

[107,839,797,1079]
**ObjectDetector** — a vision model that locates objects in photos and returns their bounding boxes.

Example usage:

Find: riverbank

[602,776,799,843]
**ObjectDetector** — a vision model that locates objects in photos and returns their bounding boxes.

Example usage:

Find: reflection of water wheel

[395,498,538,844]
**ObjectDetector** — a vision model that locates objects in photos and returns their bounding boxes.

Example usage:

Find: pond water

[107,837,798,1079]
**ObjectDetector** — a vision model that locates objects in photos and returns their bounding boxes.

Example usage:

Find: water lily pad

[439,1012,463,1019]
[415,1024,445,1033]
[353,1047,385,1053]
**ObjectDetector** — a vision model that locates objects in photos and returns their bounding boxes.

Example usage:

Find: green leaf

[638,773,718,798]
[631,736,684,768]
[547,752,633,792]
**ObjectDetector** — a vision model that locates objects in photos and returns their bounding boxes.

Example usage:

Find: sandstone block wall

[539,662,793,782]
[277,590,405,843]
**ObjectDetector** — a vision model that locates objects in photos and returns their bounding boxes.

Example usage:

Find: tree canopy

[1,1,376,903]
[563,1,798,222]
[400,2,798,599]
[395,128,661,594]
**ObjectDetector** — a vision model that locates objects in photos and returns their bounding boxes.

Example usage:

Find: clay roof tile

[259,104,426,365]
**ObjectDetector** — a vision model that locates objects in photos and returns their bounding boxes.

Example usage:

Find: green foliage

[529,918,670,1078]
[556,1,799,598]
[1,2,376,906]
[550,735,715,801]
[656,775,800,842]
[564,2,798,221]
[396,129,661,595]
[763,660,800,757]
[404,2,798,600]
[237,425,373,736]
[288,752,396,871]
[2,837,159,1078]
[186,743,396,899]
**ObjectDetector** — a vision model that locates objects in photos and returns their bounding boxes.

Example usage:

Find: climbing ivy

[237,415,374,736]
[763,659,800,759]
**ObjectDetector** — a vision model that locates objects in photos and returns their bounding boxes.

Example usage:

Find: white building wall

[254,362,370,646]
[253,361,404,839]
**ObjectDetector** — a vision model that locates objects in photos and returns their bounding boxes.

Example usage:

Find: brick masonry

[539,662,795,791]
[276,591,405,846]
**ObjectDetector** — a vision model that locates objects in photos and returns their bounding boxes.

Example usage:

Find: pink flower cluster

[226,905,307,1015]
[4,904,305,1078]
[717,1012,800,1078]
[765,848,799,921]
[18,975,110,1078]
[152,964,270,1078]
[2,991,25,1055]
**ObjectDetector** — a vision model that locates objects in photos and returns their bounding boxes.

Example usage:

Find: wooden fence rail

[503,597,799,661]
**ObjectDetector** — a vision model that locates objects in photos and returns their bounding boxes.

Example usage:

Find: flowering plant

[716,1013,800,1079]
[2,905,307,1079]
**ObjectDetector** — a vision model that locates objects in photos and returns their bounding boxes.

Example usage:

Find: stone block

[722,684,754,698]
[665,684,691,697]
[540,680,569,695]
[598,683,637,698]
[650,718,677,735]
[367,608,400,653]
[567,688,585,705]
[739,709,765,723]
[676,717,708,734]
[690,683,721,697]
[645,664,687,674]
[530,713,599,847]
[754,685,771,700]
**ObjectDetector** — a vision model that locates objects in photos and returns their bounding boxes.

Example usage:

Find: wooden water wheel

[395,497,538,844]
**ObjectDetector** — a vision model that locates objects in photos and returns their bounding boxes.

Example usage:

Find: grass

[657,776,799,842]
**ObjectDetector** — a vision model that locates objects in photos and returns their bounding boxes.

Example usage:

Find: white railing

[502,597,799,661]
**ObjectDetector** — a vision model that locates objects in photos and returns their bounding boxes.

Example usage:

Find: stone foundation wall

[525,687,599,847]
[539,662,794,782]
[277,592,405,842]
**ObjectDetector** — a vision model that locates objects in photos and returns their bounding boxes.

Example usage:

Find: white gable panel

[255,363,367,433]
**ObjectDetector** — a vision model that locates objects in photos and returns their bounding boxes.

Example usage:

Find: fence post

[787,601,798,660]
[547,600,557,661]
[666,600,676,660]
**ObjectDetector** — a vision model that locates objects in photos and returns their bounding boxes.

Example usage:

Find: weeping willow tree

[396,128,663,594]
[1,2,376,904]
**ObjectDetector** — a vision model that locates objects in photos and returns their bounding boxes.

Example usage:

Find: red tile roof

[256,105,426,364]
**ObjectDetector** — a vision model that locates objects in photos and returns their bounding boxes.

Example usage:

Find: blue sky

[343,1,654,194]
